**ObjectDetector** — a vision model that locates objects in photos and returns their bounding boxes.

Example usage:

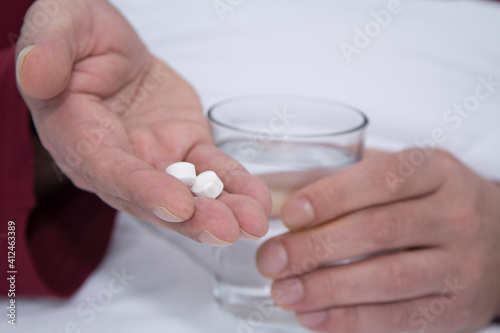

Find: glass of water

[208,95,368,325]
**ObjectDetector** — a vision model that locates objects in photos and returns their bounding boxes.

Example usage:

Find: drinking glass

[208,95,368,325]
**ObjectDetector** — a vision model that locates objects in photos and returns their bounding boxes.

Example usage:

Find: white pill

[165,162,197,187]
[190,171,224,199]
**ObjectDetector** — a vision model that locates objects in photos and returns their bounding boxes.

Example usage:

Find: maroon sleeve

[0,6,116,297]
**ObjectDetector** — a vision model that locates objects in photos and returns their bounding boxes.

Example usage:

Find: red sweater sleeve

[0,8,116,297]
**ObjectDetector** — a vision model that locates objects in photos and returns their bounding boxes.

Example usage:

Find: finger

[60,121,251,243]
[217,192,269,239]
[186,143,272,216]
[17,29,74,99]
[99,190,241,245]
[271,249,452,312]
[16,0,85,99]
[257,197,446,279]
[17,0,146,100]
[172,197,241,245]
[295,294,466,333]
[282,149,451,230]
[86,146,196,222]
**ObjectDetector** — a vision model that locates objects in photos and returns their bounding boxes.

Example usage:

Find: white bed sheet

[3,0,500,332]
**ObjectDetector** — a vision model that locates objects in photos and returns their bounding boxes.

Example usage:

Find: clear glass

[208,95,368,325]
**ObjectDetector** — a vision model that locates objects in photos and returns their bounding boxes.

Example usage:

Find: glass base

[213,281,297,326]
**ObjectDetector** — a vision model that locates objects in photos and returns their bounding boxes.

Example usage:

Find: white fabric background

[115,0,500,180]
[3,0,500,332]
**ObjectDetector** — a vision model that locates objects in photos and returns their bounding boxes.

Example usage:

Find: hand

[16,0,271,245]
[257,149,500,332]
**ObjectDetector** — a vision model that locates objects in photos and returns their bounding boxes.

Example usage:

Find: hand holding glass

[208,95,368,325]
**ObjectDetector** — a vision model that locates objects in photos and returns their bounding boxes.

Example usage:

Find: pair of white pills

[165,162,224,199]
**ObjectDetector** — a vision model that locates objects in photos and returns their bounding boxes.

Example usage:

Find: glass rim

[207,94,369,138]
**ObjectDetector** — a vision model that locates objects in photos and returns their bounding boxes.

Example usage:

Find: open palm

[17,0,270,245]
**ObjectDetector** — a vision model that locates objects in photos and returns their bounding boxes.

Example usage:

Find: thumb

[16,33,73,100]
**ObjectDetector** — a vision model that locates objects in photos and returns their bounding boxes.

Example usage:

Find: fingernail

[198,230,232,247]
[239,229,260,241]
[256,241,288,276]
[282,198,314,229]
[153,206,185,223]
[297,311,326,328]
[272,278,303,306]
[16,45,35,85]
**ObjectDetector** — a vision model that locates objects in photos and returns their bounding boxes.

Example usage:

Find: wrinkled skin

[17,0,271,245]
[257,149,500,333]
